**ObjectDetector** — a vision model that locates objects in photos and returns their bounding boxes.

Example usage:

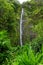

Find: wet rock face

[22,24,37,42]
[21,9,37,43]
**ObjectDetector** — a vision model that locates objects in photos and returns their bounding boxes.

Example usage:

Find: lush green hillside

[0,0,21,46]
[0,0,43,65]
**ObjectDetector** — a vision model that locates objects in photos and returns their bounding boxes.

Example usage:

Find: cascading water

[20,8,24,47]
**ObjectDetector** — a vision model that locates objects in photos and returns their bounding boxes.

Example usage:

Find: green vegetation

[0,0,43,65]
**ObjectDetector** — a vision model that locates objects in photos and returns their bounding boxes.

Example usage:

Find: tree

[0,0,21,45]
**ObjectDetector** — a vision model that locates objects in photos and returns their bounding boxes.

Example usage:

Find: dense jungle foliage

[0,0,43,65]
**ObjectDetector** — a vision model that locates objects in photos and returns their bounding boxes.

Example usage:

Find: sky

[18,0,30,3]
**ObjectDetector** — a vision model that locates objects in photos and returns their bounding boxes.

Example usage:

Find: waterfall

[20,8,24,47]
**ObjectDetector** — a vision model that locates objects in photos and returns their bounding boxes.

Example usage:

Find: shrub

[13,45,43,65]
[0,30,12,65]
